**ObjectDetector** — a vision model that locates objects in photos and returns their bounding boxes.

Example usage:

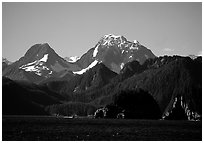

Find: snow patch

[22,65,39,72]
[129,55,133,59]
[161,58,165,63]
[20,54,49,69]
[66,56,80,63]
[49,71,53,75]
[129,45,138,50]
[39,54,49,62]
[104,34,121,39]
[19,54,50,76]
[120,63,125,69]
[93,45,99,57]
[101,34,126,47]
[133,40,141,46]
[73,60,98,75]
[73,86,80,92]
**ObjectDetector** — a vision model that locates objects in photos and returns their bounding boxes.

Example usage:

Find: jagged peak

[92,34,143,58]
[102,34,127,42]
[96,34,141,47]
[104,34,122,38]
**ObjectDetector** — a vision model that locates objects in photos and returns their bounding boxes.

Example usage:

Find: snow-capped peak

[98,34,128,47]
[92,34,141,59]
[104,34,122,39]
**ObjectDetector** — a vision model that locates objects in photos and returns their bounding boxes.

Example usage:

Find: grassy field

[2,116,202,141]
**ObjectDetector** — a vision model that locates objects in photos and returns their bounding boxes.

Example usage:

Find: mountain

[44,63,118,99]
[2,34,201,120]
[72,63,118,93]
[3,43,80,83]
[74,34,156,74]
[2,58,12,65]
[2,58,12,71]
[59,56,201,120]
[3,34,155,83]
[75,48,96,69]
[2,53,202,120]
[3,34,155,84]
[64,56,80,63]
[110,56,202,120]
[35,63,118,116]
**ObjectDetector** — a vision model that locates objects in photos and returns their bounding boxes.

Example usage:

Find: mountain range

[2,34,202,120]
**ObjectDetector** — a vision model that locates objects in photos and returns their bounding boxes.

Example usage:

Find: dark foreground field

[2,116,202,141]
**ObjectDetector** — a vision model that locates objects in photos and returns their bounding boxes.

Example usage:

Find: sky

[2,2,202,62]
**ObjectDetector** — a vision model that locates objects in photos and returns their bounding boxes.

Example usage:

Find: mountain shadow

[109,89,161,119]
[2,77,62,115]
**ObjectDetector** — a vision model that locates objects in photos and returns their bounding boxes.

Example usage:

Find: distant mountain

[64,56,80,63]
[75,34,156,74]
[2,58,12,71]
[2,58,12,65]
[3,43,80,83]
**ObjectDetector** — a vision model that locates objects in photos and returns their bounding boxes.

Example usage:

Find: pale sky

[2,2,202,62]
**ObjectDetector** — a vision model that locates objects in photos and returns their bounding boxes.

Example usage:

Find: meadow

[2,116,202,141]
